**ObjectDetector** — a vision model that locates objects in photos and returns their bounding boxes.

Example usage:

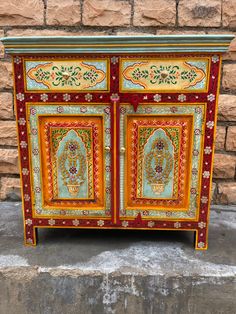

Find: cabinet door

[119,103,205,221]
[26,103,112,220]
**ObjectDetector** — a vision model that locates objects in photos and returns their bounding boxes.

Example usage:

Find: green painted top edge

[1,35,234,54]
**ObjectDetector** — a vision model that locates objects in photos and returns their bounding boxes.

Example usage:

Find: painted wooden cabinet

[2,35,234,249]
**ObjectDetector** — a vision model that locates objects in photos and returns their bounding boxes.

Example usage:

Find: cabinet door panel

[120,103,206,221]
[27,103,112,219]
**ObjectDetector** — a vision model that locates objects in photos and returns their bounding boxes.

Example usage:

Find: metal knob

[120,147,126,153]
[105,146,111,152]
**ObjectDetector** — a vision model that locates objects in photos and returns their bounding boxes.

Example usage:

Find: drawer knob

[120,147,126,153]
[105,146,111,152]
[62,71,70,80]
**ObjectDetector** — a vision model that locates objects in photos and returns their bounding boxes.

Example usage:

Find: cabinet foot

[24,225,38,247]
[194,229,208,250]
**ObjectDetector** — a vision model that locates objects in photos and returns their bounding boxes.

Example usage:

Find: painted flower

[111,56,119,64]
[35,187,41,193]
[85,93,92,102]
[40,93,48,102]
[105,128,111,134]
[48,218,55,226]
[142,210,149,216]
[106,187,111,194]
[203,171,210,179]
[82,210,89,215]
[110,93,119,101]
[122,220,129,228]
[57,106,64,113]
[16,93,24,101]
[204,146,212,154]
[22,168,29,176]
[145,107,153,113]
[24,194,30,201]
[201,196,208,204]
[207,94,215,102]
[197,241,205,248]
[148,221,155,228]
[97,219,104,227]
[72,219,80,226]
[178,94,186,102]
[192,168,198,176]
[106,165,111,172]
[194,129,201,135]
[14,56,22,64]
[212,55,219,63]
[30,108,37,115]
[198,221,206,229]
[206,121,214,129]
[195,107,202,114]
[69,143,78,151]
[69,166,77,174]
[153,94,161,102]
[18,118,26,126]
[143,95,148,100]
[80,106,87,113]
[20,141,27,148]
[193,149,199,156]
[190,188,197,195]
[25,218,32,226]
[31,128,38,135]
[26,238,33,244]
[32,149,39,155]
[174,222,181,228]
[120,107,126,114]
[170,106,178,113]
[34,167,40,173]
[104,107,110,114]
[63,93,71,102]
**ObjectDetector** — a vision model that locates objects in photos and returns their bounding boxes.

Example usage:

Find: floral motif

[198,221,206,229]
[48,218,55,226]
[201,196,208,204]
[153,94,161,102]
[204,146,212,154]
[207,94,215,102]
[148,221,155,228]
[18,118,26,126]
[24,194,30,201]
[31,128,38,135]
[110,93,119,101]
[40,94,48,102]
[203,171,210,179]
[57,106,64,113]
[16,93,24,101]
[80,106,87,113]
[174,222,181,228]
[72,219,80,226]
[178,94,186,102]
[85,93,92,102]
[111,56,119,64]
[212,55,219,63]
[122,221,129,227]
[63,94,71,102]
[14,57,22,64]
[206,121,214,129]
[25,218,32,226]
[197,241,205,248]
[22,168,29,175]
[170,106,178,113]
[20,141,27,149]
[97,220,104,227]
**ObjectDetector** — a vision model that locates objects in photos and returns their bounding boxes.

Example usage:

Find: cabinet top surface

[1,34,234,54]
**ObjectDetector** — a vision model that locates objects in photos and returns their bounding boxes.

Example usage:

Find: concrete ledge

[0,203,236,314]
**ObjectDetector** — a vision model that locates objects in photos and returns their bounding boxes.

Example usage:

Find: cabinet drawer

[120,57,210,92]
[24,59,109,92]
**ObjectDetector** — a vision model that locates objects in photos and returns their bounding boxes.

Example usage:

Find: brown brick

[218,94,236,121]
[0,30,4,58]
[223,0,236,28]
[0,0,44,26]
[0,148,19,174]
[0,62,13,89]
[6,29,107,37]
[0,121,17,146]
[215,126,226,150]
[222,64,236,90]
[211,181,217,204]
[213,153,236,179]
[46,0,81,26]
[133,0,176,26]
[0,93,14,120]
[178,0,221,27]
[156,30,205,35]
[0,177,21,200]
[83,0,131,26]
[226,126,236,151]
[217,182,236,204]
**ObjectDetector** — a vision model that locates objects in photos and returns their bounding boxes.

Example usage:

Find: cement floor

[0,202,236,274]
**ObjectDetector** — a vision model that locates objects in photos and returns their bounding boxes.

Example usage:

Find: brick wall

[0,0,236,204]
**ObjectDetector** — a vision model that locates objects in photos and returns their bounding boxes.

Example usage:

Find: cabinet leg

[194,229,208,250]
[24,224,38,246]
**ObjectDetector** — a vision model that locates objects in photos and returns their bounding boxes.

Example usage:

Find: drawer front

[120,103,206,221]
[24,59,109,92]
[26,103,112,219]
[120,57,210,92]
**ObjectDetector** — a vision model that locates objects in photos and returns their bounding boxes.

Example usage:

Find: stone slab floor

[0,202,236,314]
